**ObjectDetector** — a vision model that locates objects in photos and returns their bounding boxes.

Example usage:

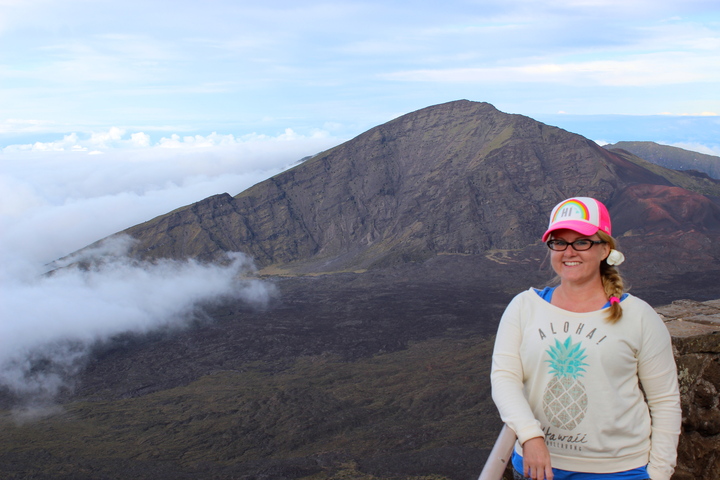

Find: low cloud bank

[0,236,276,405]
[0,129,334,409]
[0,127,342,264]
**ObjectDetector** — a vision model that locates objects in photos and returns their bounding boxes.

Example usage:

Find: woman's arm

[491,295,545,445]
[637,310,682,480]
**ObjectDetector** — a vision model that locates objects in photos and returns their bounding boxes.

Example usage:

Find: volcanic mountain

[115,100,720,282]
[6,100,720,480]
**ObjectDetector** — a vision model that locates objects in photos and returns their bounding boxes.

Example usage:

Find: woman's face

[550,229,610,286]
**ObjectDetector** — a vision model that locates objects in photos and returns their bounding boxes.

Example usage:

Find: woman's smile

[550,229,609,286]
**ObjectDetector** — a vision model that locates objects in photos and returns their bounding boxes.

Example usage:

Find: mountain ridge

[605,141,720,180]
[113,100,720,277]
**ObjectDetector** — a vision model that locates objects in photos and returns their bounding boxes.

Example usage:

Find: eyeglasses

[547,239,606,251]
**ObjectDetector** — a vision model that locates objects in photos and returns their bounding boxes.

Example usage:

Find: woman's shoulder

[514,287,546,301]
[619,294,670,331]
[621,293,657,313]
[505,287,549,310]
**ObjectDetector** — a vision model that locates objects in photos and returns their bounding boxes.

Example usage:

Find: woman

[491,197,681,480]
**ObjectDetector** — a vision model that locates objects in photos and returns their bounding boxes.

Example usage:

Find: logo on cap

[552,199,590,223]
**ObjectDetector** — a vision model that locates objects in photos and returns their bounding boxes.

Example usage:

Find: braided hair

[597,231,625,323]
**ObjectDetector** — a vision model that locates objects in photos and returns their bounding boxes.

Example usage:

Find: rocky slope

[661,300,720,480]
[111,101,720,280]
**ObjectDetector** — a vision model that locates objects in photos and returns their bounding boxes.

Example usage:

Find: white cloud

[0,128,342,263]
[0,236,276,404]
[9,34,179,87]
[383,50,720,87]
[4,127,333,154]
[20,133,87,152]
[88,126,125,148]
[0,174,46,216]
[130,131,151,147]
[659,111,719,116]
[0,119,55,134]
[0,128,342,407]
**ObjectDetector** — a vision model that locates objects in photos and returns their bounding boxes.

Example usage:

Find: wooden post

[477,424,517,480]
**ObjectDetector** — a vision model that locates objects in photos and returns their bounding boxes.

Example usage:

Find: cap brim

[542,221,600,242]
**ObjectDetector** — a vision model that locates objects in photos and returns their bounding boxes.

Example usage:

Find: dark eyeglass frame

[546,239,606,251]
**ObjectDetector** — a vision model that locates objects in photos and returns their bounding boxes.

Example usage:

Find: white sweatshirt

[491,288,681,480]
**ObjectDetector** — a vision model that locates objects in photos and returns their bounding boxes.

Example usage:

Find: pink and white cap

[542,197,612,242]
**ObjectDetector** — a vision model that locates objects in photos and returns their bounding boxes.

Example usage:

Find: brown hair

[597,231,624,323]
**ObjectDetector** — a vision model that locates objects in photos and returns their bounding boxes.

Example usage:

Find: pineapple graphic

[542,336,589,431]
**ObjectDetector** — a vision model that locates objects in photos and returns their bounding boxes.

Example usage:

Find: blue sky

[1,0,720,406]
[2,0,719,147]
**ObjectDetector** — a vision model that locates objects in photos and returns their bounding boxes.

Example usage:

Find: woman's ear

[600,241,611,259]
